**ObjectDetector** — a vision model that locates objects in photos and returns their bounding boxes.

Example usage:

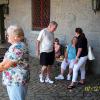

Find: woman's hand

[0,63,5,72]
[74,57,79,64]
[0,58,17,72]
[74,59,78,64]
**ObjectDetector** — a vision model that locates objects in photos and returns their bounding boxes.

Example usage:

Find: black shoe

[67,85,76,89]
[77,81,85,86]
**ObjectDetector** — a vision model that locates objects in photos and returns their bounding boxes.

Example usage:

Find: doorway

[0,5,5,43]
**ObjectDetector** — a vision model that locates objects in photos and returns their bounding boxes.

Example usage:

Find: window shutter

[32,0,50,30]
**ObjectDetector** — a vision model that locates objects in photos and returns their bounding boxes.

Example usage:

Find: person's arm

[74,36,83,63]
[37,40,40,56]
[0,43,26,72]
[36,30,44,56]
[0,62,5,71]
[64,44,70,62]
[74,48,82,64]
[0,59,17,72]
[64,50,68,62]
[76,48,82,59]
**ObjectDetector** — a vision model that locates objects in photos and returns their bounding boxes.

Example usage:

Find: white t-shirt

[37,28,54,53]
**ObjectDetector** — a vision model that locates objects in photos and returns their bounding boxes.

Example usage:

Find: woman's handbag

[88,45,95,60]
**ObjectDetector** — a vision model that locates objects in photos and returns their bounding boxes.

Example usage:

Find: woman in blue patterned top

[0,25,30,100]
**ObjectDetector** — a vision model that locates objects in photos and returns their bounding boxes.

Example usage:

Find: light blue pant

[7,84,27,100]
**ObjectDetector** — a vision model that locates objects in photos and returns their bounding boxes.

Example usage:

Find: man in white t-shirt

[37,21,58,84]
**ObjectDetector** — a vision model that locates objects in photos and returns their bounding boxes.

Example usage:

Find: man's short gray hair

[49,21,58,27]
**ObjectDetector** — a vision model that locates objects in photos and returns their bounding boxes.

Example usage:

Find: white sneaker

[39,74,44,83]
[55,75,64,80]
[67,74,71,80]
[45,77,54,84]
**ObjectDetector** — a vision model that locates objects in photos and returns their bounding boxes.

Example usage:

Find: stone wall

[4,0,35,55]
[51,0,100,74]
[3,0,100,74]
[4,0,32,45]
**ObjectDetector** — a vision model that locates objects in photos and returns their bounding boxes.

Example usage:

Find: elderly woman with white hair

[0,25,30,100]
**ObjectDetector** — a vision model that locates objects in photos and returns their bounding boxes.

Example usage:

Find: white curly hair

[7,25,24,38]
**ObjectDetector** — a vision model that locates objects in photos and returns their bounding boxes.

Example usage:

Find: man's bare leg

[45,65,54,84]
[39,65,47,83]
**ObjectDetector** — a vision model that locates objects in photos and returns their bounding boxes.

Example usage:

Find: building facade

[0,0,100,74]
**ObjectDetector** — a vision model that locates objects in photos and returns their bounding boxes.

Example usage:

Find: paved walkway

[0,57,100,100]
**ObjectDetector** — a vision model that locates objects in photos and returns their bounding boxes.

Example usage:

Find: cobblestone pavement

[0,57,100,100]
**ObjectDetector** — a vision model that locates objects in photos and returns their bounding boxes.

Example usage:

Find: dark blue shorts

[40,51,55,66]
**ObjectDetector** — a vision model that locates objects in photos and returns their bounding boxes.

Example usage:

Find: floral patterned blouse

[2,42,30,86]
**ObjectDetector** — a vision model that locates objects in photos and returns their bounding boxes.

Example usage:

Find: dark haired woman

[68,28,88,89]
[54,38,61,58]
